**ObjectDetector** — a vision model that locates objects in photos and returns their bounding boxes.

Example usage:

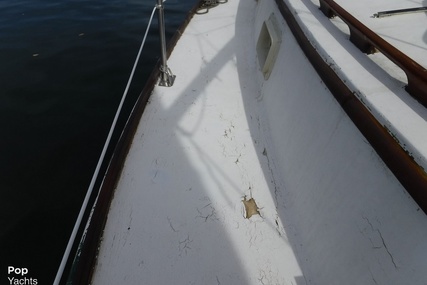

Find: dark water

[0,0,195,283]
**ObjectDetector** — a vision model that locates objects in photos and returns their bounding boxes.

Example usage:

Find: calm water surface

[0,0,194,283]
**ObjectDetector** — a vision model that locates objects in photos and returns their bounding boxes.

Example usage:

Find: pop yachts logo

[7,267,38,285]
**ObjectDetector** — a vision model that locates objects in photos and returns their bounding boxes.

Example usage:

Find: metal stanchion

[157,0,175,87]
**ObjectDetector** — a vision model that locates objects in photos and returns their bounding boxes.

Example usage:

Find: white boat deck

[91,0,305,284]
[88,0,427,284]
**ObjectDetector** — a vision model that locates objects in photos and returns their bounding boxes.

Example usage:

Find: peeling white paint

[91,0,427,284]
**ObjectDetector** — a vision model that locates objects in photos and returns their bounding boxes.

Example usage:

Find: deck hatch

[256,13,282,80]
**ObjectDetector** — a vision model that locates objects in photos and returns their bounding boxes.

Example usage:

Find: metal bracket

[157,0,175,87]
[158,66,176,87]
[373,7,427,18]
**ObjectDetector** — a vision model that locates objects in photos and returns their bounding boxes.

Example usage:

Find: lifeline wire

[53,5,158,285]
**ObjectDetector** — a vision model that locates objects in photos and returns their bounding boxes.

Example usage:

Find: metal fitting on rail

[157,0,175,87]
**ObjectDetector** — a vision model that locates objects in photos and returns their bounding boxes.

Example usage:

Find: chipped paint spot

[242,197,260,219]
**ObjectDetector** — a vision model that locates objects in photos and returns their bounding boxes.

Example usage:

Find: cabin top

[289,0,427,171]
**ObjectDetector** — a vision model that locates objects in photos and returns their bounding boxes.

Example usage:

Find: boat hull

[68,0,427,284]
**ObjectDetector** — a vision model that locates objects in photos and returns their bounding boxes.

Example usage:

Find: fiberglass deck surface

[91,0,304,284]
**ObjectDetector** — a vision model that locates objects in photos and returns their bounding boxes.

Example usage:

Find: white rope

[53,5,158,285]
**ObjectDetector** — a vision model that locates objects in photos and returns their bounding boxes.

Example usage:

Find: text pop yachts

[7,267,38,285]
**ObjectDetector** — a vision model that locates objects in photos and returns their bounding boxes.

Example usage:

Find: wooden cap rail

[319,0,427,108]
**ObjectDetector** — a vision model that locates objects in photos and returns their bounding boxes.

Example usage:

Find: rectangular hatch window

[256,13,282,80]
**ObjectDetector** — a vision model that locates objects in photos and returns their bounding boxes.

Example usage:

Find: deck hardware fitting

[157,0,176,86]
[196,0,228,14]
[373,7,427,18]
